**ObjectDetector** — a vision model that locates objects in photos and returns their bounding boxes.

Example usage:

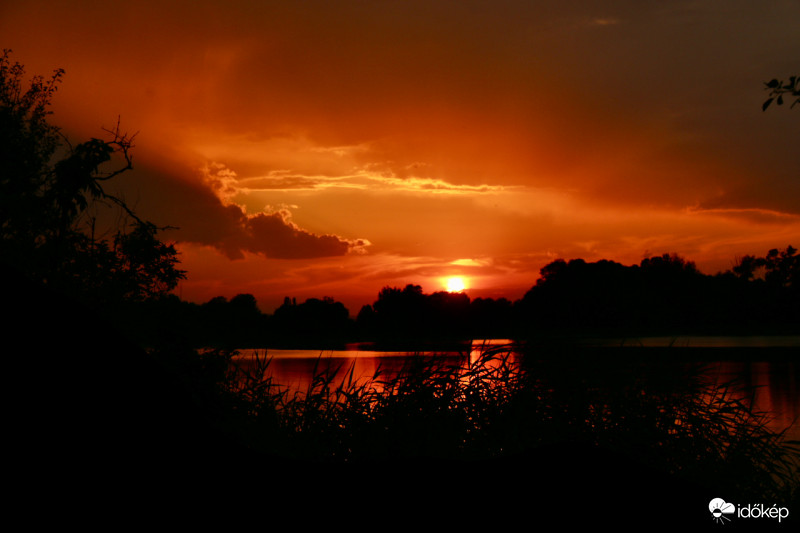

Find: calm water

[231,337,799,442]
[703,360,799,441]
[233,339,511,397]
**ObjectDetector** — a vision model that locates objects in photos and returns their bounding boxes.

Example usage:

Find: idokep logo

[709,498,736,524]
[709,497,790,525]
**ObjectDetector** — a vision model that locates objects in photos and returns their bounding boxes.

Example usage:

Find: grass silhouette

[170,342,799,509]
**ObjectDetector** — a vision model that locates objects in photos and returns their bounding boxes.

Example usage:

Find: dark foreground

[5,267,797,529]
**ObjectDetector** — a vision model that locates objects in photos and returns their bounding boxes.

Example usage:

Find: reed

[190,343,798,503]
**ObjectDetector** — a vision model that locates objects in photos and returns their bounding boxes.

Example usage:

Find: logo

[709,497,790,524]
[709,498,735,524]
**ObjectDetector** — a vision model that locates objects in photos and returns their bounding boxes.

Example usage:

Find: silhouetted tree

[518,249,800,337]
[469,297,514,339]
[272,296,351,347]
[724,246,800,331]
[112,222,186,302]
[0,50,185,305]
[762,75,799,111]
[732,254,761,281]
[730,246,798,288]
[355,304,378,339]
[761,246,799,288]
[425,290,471,339]
[639,253,698,276]
[229,293,261,316]
[518,254,714,335]
[371,284,428,340]
[362,284,482,342]
[524,259,633,324]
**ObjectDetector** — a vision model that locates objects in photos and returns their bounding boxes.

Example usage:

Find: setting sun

[445,276,467,293]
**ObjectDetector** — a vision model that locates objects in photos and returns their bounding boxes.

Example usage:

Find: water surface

[231,337,799,441]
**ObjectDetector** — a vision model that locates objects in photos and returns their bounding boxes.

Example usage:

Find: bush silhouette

[0,49,185,307]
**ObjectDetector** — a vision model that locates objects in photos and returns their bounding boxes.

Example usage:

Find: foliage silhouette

[517,250,800,337]
[357,284,514,345]
[123,245,800,349]
[0,49,185,307]
[210,343,799,517]
[763,75,799,110]
[272,296,352,347]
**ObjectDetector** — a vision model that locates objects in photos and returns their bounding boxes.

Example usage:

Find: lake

[231,336,799,442]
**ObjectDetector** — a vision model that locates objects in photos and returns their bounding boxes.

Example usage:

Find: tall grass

[517,348,800,502]
[179,343,799,503]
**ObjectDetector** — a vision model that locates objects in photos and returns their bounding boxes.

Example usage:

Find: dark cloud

[191,203,370,260]
[106,157,370,261]
[239,209,369,259]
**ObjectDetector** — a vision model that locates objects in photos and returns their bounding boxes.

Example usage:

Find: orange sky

[3,1,799,313]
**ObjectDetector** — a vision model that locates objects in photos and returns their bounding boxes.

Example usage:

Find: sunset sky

[2,1,798,313]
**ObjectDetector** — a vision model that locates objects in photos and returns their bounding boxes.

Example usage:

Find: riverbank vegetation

[106,247,800,350]
[159,342,799,507]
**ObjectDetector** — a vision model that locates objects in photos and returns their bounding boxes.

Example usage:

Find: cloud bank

[197,162,370,259]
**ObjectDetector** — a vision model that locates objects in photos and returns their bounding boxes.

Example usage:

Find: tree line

[107,247,798,349]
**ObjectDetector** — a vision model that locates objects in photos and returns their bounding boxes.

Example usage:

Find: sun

[445,276,467,292]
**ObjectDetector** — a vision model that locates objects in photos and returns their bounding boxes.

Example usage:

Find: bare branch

[95,116,139,181]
